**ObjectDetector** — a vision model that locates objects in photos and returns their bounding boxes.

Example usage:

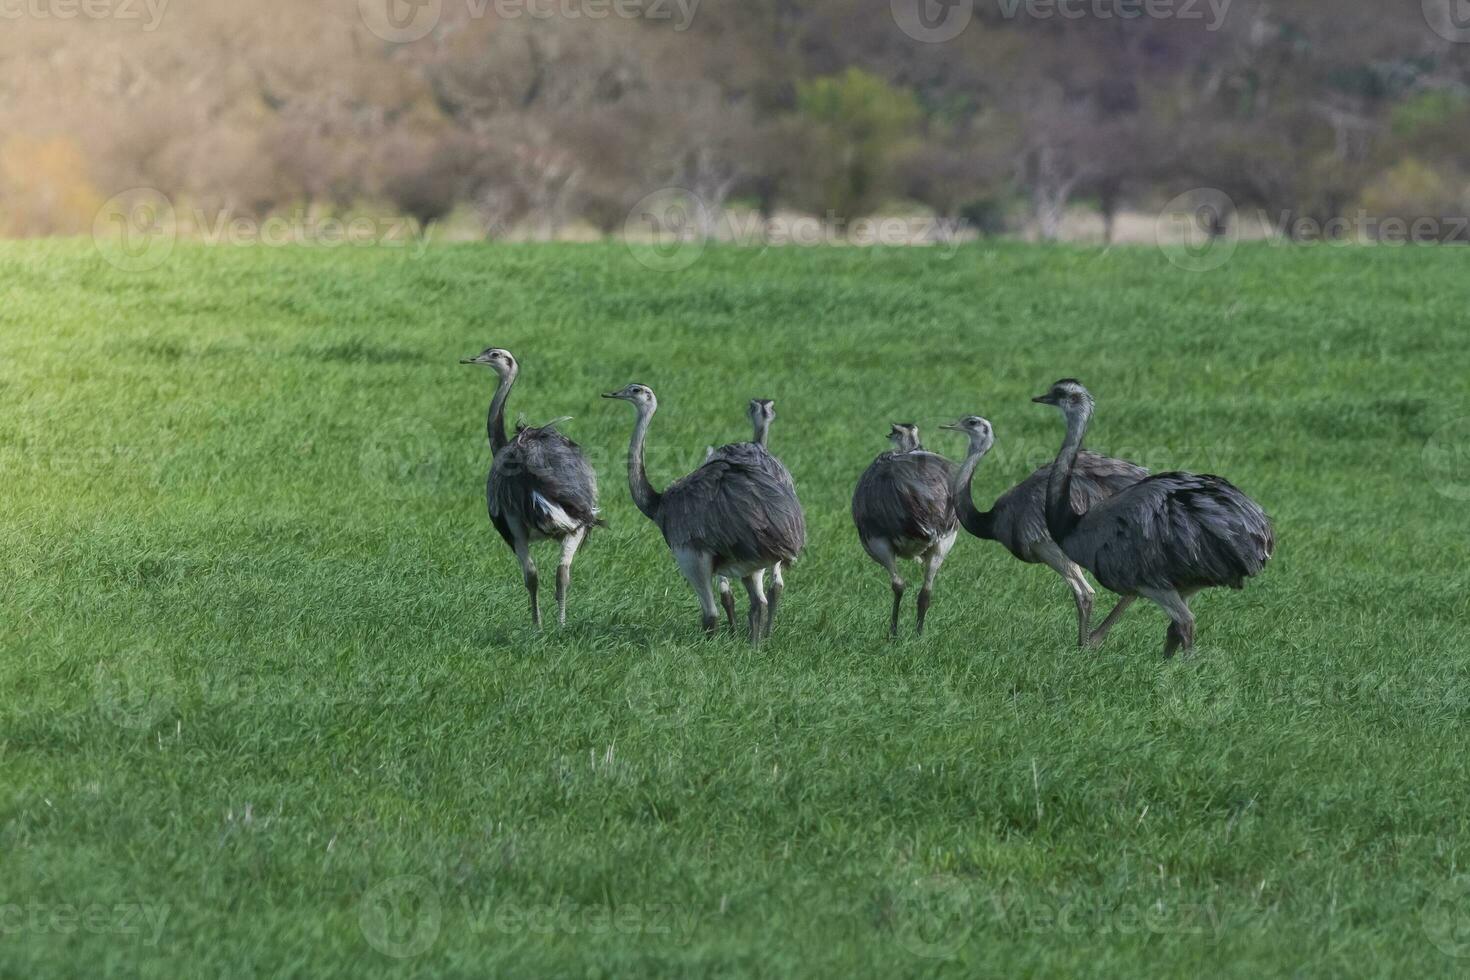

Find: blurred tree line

[2,0,1468,241]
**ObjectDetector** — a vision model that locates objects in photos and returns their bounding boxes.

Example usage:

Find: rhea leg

[555,526,588,628]
[1140,588,1196,659]
[1039,544,1094,648]
[764,562,785,639]
[718,577,737,632]
[514,538,540,628]
[866,539,905,638]
[915,531,955,636]
[1088,596,1137,647]
[675,549,720,635]
[742,570,769,645]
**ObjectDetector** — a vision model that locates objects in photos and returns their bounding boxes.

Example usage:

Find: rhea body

[942,415,1148,647]
[463,348,600,627]
[851,423,959,637]
[605,384,806,642]
[714,399,790,633]
[1035,379,1275,657]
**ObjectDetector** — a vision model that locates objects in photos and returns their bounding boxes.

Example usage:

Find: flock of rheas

[462,349,1274,658]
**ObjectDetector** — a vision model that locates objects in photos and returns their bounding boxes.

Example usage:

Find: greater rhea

[941,414,1148,647]
[462,348,600,627]
[851,422,959,637]
[715,399,788,633]
[604,384,805,642]
[1034,379,1275,657]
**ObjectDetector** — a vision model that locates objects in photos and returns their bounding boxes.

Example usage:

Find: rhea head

[747,398,775,428]
[940,416,995,454]
[1032,378,1094,417]
[460,347,518,378]
[887,422,921,453]
[602,383,658,411]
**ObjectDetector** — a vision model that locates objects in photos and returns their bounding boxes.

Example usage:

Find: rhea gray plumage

[1035,379,1275,657]
[716,399,789,634]
[941,415,1148,647]
[851,423,959,637]
[463,348,600,627]
[604,384,806,642]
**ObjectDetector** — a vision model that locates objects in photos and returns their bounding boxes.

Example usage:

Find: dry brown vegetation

[2,0,1468,241]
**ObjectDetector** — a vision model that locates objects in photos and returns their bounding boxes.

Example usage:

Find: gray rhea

[715,399,786,633]
[462,348,601,627]
[941,415,1148,647]
[1034,379,1275,657]
[604,385,806,643]
[851,423,959,637]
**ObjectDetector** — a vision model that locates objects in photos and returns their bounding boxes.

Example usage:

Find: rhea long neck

[751,416,771,449]
[1045,405,1091,542]
[627,401,663,521]
[487,366,518,453]
[952,439,996,540]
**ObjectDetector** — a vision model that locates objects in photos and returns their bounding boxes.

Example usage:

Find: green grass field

[2,239,1469,977]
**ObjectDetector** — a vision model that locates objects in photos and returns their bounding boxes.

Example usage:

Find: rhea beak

[460,357,477,365]
[939,421,959,431]
[1033,394,1057,405]
[601,391,622,400]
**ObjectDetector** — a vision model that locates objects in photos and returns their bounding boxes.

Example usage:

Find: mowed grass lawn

[2,238,1468,977]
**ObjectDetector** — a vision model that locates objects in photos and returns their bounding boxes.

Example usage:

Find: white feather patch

[531,492,579,534]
